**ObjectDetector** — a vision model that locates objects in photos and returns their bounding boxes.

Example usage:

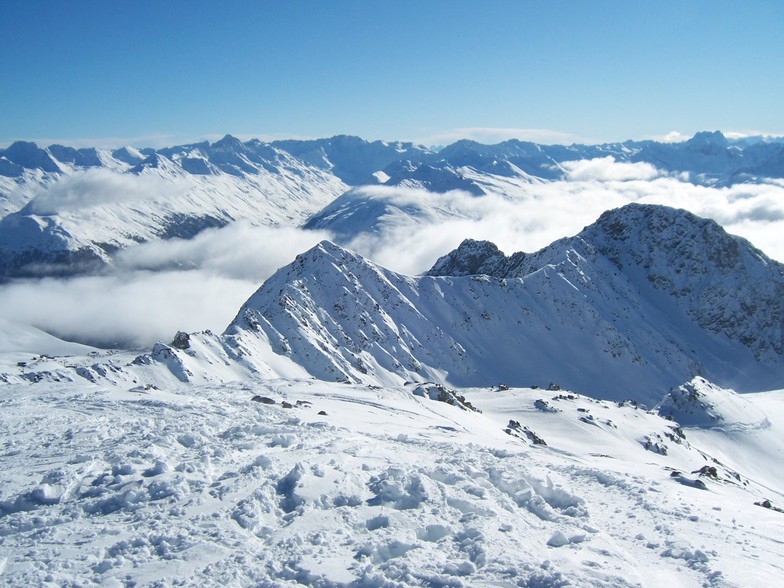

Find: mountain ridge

[217,204,784,404]
[2,130,784,280]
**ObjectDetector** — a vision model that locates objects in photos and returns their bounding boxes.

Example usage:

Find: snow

[1,374,782,586]
[0,318,96,356]
[226,206,784,404]
[2,135,784,586]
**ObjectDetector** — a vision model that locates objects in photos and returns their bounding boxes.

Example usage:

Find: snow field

[2,379,782,586]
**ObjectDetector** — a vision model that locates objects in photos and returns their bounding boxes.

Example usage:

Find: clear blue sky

[2,0,782,147]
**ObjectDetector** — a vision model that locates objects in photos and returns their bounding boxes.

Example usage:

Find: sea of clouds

[1,157,783,348]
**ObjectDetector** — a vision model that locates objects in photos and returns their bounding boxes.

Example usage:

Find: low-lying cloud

[0,271,257,348]
[0,223,333,348]
[27,168,180,215]
[3,155,784,350]
[341,161,784,276]
[561,157,660,181]
[115,221,332,280]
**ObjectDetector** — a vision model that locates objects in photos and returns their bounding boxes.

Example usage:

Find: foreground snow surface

[1,378,783,587]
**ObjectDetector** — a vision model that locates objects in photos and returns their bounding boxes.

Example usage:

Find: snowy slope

[303,169,546,241]
[0,318,97,357]
[1,200,783,585]
[3,130,784,279]
[0,140,346,278]
[270,135,432,185]
[224,204,784,404]
[1,373,782,587]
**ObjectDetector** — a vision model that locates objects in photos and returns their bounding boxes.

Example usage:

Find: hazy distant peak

[687,130,729,147]
[212,134,245,151]
[1,140,62,173]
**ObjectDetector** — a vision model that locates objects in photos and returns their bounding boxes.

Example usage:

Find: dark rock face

[428,239,526,277]
[171,332,191,350]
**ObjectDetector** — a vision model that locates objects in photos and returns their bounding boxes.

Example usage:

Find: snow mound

[658,376,769,429]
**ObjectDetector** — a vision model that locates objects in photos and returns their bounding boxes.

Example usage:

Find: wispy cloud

[723,130,784,140]
[27,169,180,214]
[651,131,691,143]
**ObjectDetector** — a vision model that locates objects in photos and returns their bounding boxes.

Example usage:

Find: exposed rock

[171,331,191,350]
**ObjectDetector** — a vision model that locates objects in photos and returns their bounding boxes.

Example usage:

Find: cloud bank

[0,224,333,348]
[561,157,660,181]
[2,155,784,349]
[342,159,784,276]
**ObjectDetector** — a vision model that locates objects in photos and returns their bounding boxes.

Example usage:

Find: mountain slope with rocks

[225,204,784,404]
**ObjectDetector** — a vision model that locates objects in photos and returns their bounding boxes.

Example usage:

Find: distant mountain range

[1,130,783,279]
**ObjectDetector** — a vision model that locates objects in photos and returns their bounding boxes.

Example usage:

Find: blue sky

[2,0,782,147]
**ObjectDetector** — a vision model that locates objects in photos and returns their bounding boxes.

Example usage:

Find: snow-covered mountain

[2,199,784,585]
[2,130,783,279]
[0,137,347,278]
[270,135,432,185]
[3,202,780,406]
[362,130,784,190]
[218,203,783,405]
[0,134,435,279]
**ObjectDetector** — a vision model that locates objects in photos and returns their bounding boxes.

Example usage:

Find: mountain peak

[309,239,354,260]
[584,202,748,270]
[1,141,62,173]
[224,203,784,400]
[687,130,729,148]
[212,134,245,151]
[428,239,514,277]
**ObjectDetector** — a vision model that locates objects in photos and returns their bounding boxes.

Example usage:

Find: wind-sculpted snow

[227,204,784,404]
